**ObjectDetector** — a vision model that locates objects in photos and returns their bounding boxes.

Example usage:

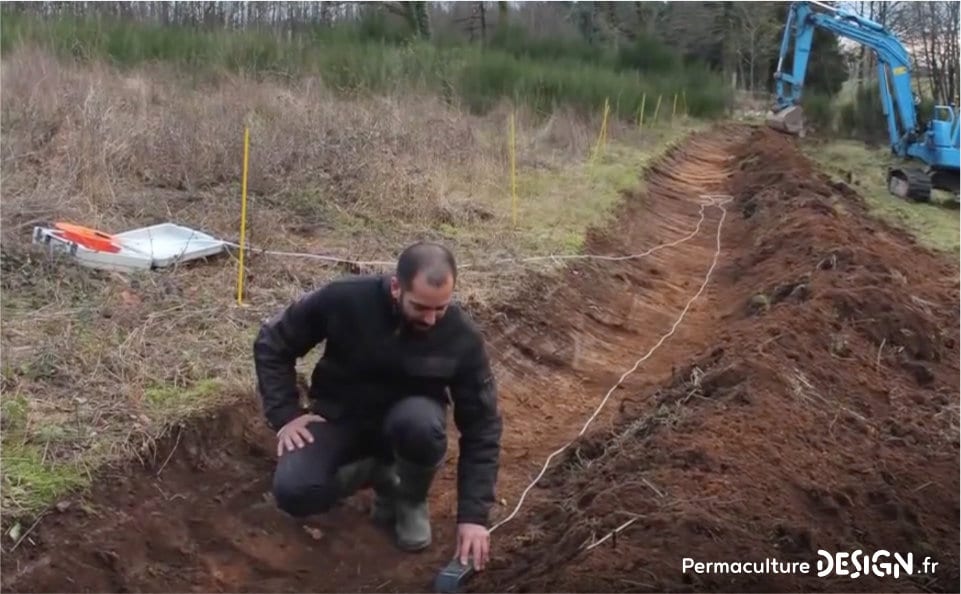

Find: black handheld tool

[433,558,475,593]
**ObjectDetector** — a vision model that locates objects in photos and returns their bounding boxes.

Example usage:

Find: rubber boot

[371,487,396,526]
[370,463,399,527]
[392,457,440,552]
[332,457,378,500]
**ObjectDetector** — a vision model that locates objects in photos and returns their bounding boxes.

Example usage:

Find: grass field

[803,139,959,254]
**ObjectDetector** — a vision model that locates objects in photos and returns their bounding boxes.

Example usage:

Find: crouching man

[253,241,502,570]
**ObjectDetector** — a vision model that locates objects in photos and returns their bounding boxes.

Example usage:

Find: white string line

[581,196,732,551]
[466,203,711,268]
[220,242,396,267]
[489,194,732,535]
[219,199,715,271]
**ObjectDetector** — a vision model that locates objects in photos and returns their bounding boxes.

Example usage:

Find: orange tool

[53,222,121,253]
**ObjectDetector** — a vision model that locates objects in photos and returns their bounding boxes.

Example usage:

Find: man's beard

[396,294,433,333]
[407,317,432,332]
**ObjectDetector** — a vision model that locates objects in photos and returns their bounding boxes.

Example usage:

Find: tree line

[3,1,956,105]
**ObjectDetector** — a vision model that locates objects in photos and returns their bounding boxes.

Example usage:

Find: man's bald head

[390,242,457,332]
[395,241,457,290]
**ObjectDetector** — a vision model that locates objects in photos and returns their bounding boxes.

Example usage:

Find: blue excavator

[767,0,960,202]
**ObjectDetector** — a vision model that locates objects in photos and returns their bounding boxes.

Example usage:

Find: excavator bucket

[766,105,805,136]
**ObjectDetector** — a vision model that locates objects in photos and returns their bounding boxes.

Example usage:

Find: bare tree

[730,2,780,91]
[901,1,960,105]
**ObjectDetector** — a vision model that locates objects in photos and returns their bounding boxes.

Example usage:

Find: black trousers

[272,395,448,518]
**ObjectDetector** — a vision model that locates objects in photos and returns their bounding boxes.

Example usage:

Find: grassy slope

[476,126,700,256]
[0,47,700,520]
[803,140,959,254]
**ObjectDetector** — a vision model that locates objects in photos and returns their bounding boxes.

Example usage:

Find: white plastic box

[32,223,226,273]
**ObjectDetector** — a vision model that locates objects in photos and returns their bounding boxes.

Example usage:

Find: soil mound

[473,127,960,593]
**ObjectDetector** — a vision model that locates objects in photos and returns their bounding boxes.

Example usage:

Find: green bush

[838,86,883,142]
[488,24,610,66]
[802,92,836,134]
[356,10,415,44]
[837,84,938,144]
[616,33,680,74]
[454,50,730,119]
[1,11,732,120]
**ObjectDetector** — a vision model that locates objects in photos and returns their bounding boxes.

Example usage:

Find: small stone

[55,500,72,513]
[748,294,770,314]
[303,526,324,541]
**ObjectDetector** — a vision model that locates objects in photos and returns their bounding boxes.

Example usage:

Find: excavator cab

[888,106,961,203]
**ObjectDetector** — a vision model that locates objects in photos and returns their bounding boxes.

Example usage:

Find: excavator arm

[769,1,917,150]
[768,0,960,202]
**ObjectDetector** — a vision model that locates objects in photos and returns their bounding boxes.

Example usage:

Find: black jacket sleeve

[450,329,503,527]
[253,285,334,432]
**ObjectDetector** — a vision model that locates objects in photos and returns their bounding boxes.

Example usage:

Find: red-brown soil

[474,127,961,593]
[2,124,957,594]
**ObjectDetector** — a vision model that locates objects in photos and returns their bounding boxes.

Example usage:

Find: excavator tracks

[888,166,932,202]
[931,168,961,198]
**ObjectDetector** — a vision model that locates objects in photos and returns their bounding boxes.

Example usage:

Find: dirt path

[3,124,957,594]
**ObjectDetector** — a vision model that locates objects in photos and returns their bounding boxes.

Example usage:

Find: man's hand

[455,523,490,571]
[276,413,325,456]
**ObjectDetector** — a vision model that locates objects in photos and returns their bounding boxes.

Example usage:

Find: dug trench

[2,124,958,593]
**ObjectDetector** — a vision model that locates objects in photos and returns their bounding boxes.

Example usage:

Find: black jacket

[253,274,502,526]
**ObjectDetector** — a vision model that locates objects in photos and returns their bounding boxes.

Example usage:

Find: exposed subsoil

[2,124,958,594]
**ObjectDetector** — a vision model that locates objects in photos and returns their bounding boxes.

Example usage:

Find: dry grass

[2,47,501,238]
[0,46,696,517]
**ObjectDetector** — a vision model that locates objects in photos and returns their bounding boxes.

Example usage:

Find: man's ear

[389,275,401,300]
